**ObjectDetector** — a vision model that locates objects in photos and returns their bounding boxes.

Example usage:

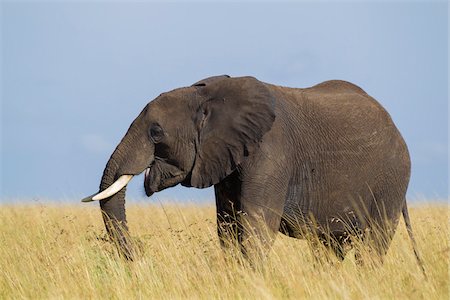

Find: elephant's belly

[280,179,367,239]
[279,207,365,240]
[280,180,314,238]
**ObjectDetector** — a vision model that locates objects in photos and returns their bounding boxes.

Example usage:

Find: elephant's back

[306,79,368,95]
[265,81,410,173]
[264,79,367,99]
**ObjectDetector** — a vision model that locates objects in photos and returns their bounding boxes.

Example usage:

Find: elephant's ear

[191,76,276,188]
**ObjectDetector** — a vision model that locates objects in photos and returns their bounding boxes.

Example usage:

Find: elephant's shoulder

[307,80,368,95]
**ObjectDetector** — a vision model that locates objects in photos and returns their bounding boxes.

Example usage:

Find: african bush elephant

[82,75,423,269]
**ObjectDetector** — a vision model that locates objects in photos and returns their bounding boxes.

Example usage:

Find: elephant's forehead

[145,88,197,118]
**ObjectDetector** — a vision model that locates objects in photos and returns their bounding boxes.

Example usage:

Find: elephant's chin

[144,160,186,196]
[144,168,155,197]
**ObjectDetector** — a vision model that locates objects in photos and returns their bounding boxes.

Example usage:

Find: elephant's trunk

[98,156,133,260]
[92,125,155,260]
[81,109,155,259]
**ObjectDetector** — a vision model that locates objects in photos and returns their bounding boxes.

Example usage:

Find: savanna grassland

[0,202,448,299]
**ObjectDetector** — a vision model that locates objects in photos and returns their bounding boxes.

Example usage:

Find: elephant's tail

[402,201,427,279]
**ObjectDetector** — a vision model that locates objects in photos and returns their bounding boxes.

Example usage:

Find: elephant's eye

[149,124,164,143]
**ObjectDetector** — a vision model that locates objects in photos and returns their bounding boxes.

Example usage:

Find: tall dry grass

[0,202,448,299]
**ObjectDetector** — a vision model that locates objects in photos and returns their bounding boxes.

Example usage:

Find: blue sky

[1,1,448,203]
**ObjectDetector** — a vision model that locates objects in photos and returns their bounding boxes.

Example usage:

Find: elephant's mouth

[144,158,186,196]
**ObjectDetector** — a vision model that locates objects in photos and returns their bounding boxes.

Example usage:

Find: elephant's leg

[238,200,283,261]
[214,169,285,262]
[313,234,346,263]
[359,179,405,264]
[304,235,344,267]
[215,151,288,261]
[353,219,398,266]
[328,238,347,261]
[349,223,376,266]
[354,241,370,266]
[359,195,402,264]
[367,226,396,264]
[307,236,330,265]
[353,232,383,266]
[237,175,287,261]
[307,237,321,264]
[214,171,243,251]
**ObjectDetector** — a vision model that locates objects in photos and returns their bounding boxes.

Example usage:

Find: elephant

[82,75,424,271]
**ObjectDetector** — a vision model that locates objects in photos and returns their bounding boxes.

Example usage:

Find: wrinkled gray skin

[89,75,422,267]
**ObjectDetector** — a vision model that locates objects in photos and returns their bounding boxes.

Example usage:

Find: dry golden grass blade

[0,203,448,299]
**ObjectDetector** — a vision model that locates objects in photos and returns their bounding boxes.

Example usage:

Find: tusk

[92,175,133,201]
[81,175,133,202]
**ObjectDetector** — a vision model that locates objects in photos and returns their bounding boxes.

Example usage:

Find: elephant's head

[82,75,276,259]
